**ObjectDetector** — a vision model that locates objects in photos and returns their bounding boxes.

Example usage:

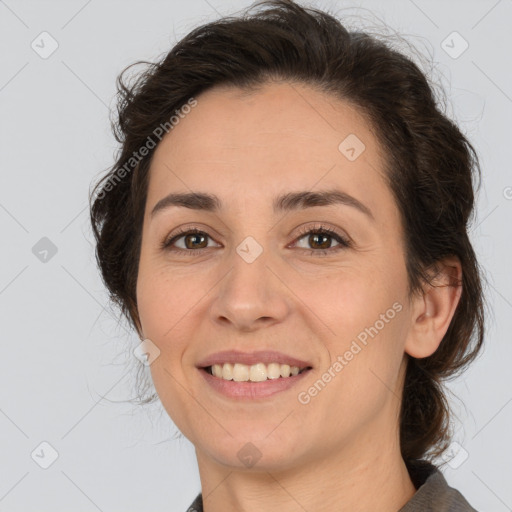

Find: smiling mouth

[202,362,313,382]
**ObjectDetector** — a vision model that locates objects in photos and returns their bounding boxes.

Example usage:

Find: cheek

[303,306,408,444]
[314,268,408,398]
[136,262,195,341]
[135,262,213,378]
[136,268,201,436]
[318,266,396,330]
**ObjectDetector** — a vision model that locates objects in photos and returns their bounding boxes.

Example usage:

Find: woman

[89,1,485,510]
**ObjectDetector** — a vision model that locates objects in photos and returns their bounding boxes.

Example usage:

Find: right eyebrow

[150,192,221,218]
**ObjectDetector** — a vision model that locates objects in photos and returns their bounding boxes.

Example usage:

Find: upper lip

[197,350,313,369]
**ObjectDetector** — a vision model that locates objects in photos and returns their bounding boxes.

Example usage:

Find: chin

[197,428,307,472]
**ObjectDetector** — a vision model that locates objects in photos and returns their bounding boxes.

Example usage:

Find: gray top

[186,460,478,511]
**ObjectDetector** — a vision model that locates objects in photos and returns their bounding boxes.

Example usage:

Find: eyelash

[161,223,352,257]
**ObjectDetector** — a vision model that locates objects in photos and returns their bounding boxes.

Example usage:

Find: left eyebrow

[150,189,375,222]
[273,190,374,221]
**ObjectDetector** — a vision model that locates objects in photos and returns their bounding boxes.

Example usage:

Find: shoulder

[186,492,203,512]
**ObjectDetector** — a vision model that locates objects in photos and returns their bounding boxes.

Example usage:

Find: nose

[209,246,291,332]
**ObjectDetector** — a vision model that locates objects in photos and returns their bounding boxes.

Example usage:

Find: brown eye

[305,232,335,250]
[161,224,351,257]
[162,228,217,252]
[292,224,351,256]
[182,232,208,249]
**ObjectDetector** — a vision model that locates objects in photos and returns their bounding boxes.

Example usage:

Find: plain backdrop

[0,0,511,510]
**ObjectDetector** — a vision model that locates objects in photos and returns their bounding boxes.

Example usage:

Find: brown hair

[89,0,486,464]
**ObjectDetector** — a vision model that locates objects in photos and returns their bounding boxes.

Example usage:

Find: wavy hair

[89,0,486,463]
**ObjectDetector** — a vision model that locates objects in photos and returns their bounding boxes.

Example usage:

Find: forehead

[146,81,393,220]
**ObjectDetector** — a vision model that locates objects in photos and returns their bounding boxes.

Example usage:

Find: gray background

[0,0,511,510]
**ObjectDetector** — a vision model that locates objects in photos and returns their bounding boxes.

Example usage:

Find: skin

[135,81,462,512]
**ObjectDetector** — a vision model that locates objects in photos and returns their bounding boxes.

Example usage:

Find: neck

[194,427,416,512]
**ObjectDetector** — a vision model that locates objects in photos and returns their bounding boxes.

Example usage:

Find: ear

[404,256,463,359]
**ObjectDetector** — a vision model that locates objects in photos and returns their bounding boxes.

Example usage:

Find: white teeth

[221,363,233,380]
[208,362,305,382]
[280,364,290,378]
[249,363,267,382]
[267,363,281,379]
[212,364,223,378]
[233,363,249,382]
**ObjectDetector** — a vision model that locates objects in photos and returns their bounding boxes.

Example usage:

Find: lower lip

[199,368,312,399]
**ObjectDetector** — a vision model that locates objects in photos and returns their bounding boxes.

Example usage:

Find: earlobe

[404,256,463,359]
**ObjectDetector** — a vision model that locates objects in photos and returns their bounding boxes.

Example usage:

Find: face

[136,81,413,471]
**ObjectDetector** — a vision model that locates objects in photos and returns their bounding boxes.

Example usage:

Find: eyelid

[289,222,352,247]
[161,224,221,250]
[161,222,352,254]
[287,224,352,257]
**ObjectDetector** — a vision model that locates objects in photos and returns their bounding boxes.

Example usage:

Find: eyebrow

[150,189,375,221]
